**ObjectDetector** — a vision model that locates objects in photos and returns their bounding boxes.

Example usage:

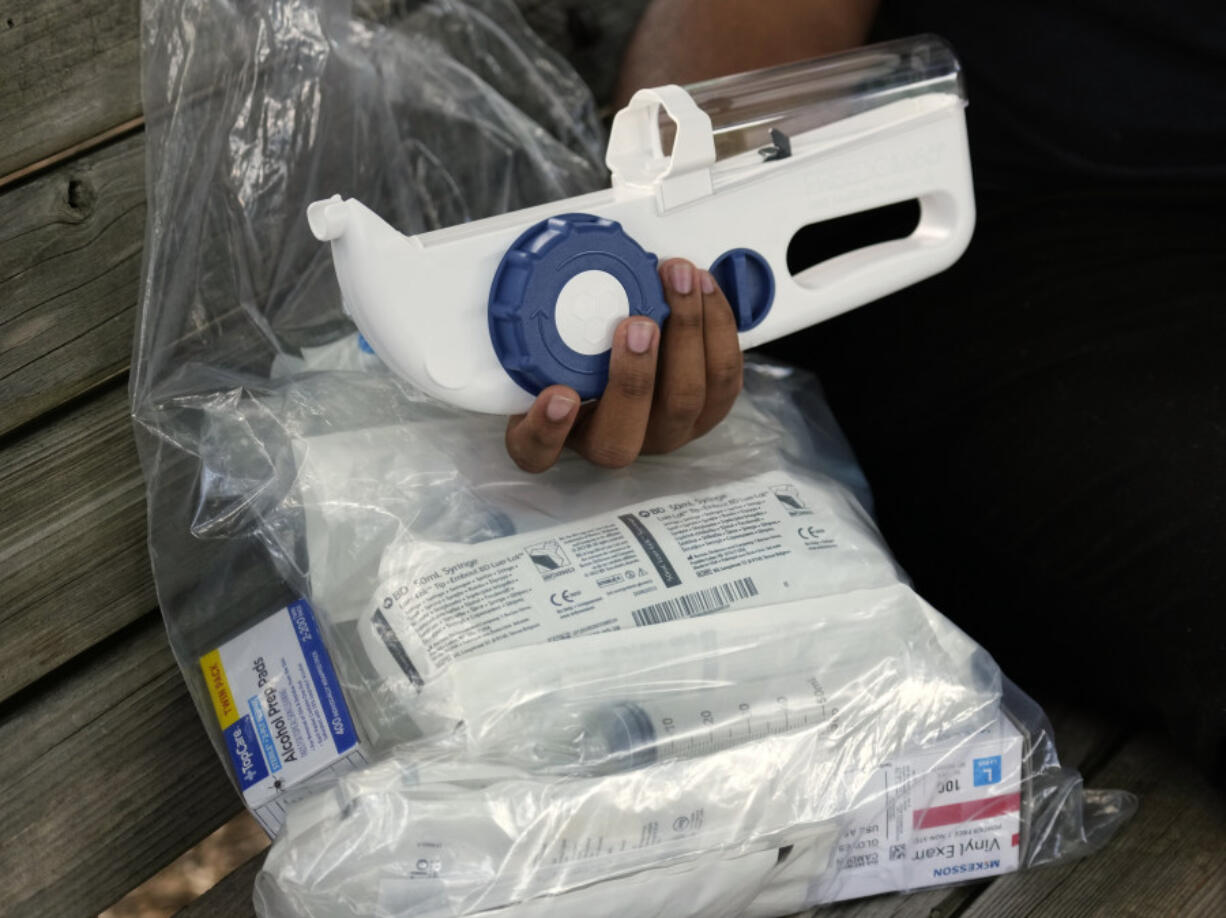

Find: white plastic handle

[606,86,716,209]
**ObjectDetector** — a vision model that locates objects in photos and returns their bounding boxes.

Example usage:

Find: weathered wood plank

[0,612,243,918]
[958,734,1226,917]
[175,851,266,918]
[0,0,142,179]
[0,133,145,436]
[0,382,154,701]
[800,884,983,918]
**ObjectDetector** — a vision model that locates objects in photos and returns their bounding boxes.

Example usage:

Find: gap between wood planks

[0,117,145,193]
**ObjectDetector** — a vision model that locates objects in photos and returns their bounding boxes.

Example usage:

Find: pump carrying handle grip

[606,86,717,210]
[738,100,977,351]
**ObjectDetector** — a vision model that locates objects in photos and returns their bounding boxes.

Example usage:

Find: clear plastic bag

[131,2,1134,916]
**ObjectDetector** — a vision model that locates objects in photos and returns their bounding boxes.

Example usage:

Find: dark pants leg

[764,182,1226,774]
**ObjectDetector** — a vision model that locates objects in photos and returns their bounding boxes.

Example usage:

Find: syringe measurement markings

[648,685,831,760]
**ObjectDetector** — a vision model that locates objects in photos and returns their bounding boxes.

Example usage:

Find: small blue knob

[709,247,774,332]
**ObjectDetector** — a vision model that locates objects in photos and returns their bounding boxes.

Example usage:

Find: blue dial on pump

[488,213,670,400]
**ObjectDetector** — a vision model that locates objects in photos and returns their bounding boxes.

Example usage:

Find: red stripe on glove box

[913,792,1021,830]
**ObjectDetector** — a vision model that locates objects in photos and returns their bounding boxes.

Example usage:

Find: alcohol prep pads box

[200,599,363,833]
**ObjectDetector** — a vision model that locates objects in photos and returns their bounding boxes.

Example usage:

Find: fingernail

[627,321,655,354]
[668,262,693,295]
[699,270,716,295]
[545,394,576,422]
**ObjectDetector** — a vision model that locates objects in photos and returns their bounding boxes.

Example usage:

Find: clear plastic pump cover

[670,34,965,160]
[131,2,1133,917]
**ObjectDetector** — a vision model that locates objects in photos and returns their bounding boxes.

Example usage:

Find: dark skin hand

[505,259,744,472]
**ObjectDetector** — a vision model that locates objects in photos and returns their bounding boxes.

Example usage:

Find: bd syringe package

[129,2,1134,916]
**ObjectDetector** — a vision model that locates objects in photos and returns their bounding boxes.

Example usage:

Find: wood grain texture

[0,382,154,701]
[0,0,142,178]
[958,734,1226,918]
[0,133,145,436]
[175,852,266,918]
[801,884,983,918]
[0,612,242,918]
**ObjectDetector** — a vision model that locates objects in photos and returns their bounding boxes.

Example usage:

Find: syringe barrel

[661,34,964,160]
[578,671,844,774]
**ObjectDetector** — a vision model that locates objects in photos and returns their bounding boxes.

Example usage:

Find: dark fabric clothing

[766,3,1226,772]
[876,0,1226,184]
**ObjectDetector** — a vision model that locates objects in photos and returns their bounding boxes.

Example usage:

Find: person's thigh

[764,183,1226,772]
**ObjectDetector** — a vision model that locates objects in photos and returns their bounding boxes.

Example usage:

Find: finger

[570,316,660,468]
[691,268,743,438]
[505,385,580,473]
[644,258,708,454]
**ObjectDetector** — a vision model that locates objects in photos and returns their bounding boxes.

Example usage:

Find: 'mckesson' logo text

[931,860,1001,879]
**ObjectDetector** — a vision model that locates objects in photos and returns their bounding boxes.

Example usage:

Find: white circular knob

[553,270,631,356]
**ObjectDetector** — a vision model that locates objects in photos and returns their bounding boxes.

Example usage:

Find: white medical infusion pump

[308,35,975,414]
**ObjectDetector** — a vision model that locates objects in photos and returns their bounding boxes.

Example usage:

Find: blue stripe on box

[248,696,282,773]
[225,715,269,790]
[287,599,359,754]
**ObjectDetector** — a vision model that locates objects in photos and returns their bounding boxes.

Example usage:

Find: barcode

[631,577,759,627]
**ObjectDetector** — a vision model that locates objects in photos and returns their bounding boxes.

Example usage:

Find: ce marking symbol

[550,589,578,607]
[798,525,825,540]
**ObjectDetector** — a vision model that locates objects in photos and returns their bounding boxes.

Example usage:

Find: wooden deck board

[0,0,141,180]
[0,382,154,701]
[0,133,145,437]
[805,885,983,918]
[0,613,242,918]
